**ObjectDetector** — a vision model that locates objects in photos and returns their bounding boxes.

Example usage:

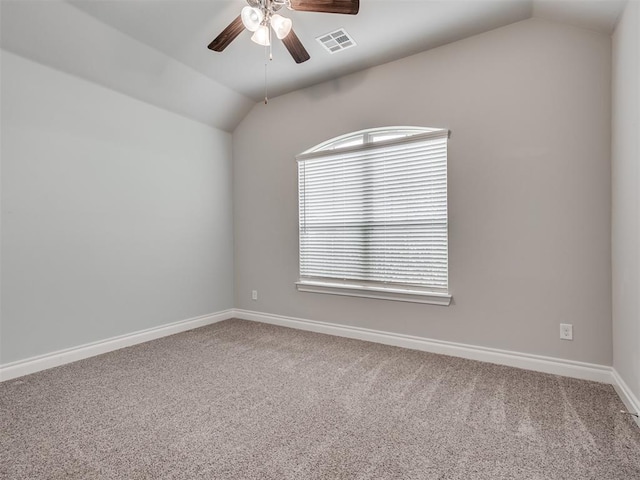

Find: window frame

[296,127,452,306]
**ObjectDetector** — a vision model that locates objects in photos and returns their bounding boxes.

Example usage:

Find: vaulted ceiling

[0,1,626,132]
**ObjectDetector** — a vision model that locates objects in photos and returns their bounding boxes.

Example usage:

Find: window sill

[295,281,452,306]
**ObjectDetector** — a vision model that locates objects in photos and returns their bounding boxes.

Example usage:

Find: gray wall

[612,1,640,399]
[1,51,234,364]
[233,18,613,365]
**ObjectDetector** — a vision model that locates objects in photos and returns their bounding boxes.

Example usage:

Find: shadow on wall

[301,68,370,101]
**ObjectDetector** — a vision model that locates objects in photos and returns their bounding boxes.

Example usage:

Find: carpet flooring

[1,319,640,479]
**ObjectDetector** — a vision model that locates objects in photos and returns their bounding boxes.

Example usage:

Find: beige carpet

[1,318,639,479]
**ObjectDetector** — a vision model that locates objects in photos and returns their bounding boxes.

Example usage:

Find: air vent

[316,28,356,54]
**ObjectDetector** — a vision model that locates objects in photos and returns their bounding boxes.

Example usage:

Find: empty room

[1,0,639,478]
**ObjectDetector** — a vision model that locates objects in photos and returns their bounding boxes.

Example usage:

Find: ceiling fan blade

[282,29,311,64]
[208,15,245,52]
[289,0,359,15]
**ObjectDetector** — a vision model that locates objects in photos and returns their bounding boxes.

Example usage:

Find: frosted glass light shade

[271,14,292,39]
[241,6,263,32]
[251,24,271,46]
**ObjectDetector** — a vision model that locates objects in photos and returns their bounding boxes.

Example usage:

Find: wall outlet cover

[560,323,573,340]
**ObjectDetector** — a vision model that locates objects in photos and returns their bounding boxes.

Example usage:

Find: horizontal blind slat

[299,130,448,290]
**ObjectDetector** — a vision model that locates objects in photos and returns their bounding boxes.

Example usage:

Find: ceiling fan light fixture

[251,24,271,46]
[241,6,263,32]
[209,0,361,63]
[271,14,292,40]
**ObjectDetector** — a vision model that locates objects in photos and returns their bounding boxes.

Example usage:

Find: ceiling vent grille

[316,28,356,54]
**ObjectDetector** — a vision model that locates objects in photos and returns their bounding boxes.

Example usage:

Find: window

[297,126,451,305]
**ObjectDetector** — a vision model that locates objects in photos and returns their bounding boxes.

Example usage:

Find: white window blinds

[297,129,449,294]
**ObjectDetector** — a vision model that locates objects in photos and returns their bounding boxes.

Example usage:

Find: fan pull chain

[264,46,269,104]
[264,64,268,104]
[264,28,273,104]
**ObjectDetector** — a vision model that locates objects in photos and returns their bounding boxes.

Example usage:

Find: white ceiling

[533,0,626,32]
[1,0,627,131]
[69,0,535,101]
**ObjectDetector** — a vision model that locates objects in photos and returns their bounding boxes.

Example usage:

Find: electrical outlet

[560,323,573,340]
[251,290,258,301]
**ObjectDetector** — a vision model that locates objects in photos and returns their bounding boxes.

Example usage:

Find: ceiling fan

[208,0,360,64]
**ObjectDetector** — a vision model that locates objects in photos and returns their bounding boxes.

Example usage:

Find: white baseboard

[234,309,614,385]
[0,309,234,382]
[612,369,640,427]
[3,306,638,430]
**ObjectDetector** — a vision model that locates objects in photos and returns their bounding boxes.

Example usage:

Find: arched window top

[302,126,445,155]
